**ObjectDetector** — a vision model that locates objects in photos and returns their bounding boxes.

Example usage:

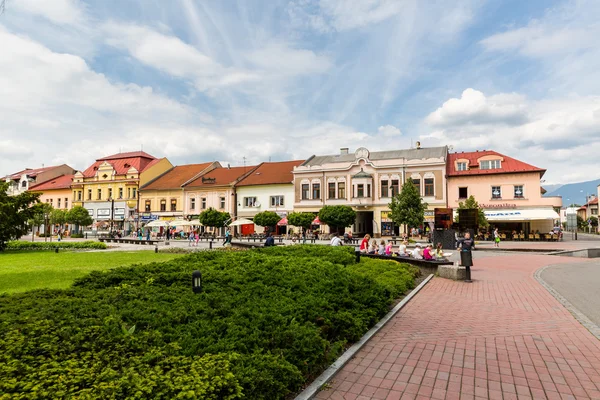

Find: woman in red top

[359,234,371,253]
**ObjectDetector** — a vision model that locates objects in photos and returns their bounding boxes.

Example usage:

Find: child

[385,240,393,255]
[368,240,377,254]
[378,239,385,255]
[435,242,444,259]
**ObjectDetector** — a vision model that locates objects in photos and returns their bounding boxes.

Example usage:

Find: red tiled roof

[8,165,60,180]
[142,163,214,190]
[185,165,258,188]
[447,150,545,177]
[236,160,304,187]
[82,152,157,178]
[29,174,74,191]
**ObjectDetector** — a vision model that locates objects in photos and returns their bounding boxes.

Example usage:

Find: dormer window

[124,163,130,168]
[102,174,108,179]
[457,162,467,171]
[480,160,501,170]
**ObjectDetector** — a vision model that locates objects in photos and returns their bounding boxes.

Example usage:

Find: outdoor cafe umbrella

[312,216,321,225]
[228,218,254,227]
[277,217,288,226]
[168,219,198,227]
[145,219,171,227]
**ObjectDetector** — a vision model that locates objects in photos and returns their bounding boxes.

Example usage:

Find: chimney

[340,147,349,155]
[415,141,421,149]
[227,163,231,169]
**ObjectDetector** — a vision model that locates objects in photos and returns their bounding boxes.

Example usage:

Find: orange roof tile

[447,150,545,177]
[82,152,157,178]
[185,165,258,188]
[29,174,74,191]
[236,160,304,186]
[142,163,214,190]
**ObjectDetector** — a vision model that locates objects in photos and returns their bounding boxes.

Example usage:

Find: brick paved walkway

[316,254,600,400]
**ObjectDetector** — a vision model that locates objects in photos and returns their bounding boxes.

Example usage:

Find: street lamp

[192,270,202,293]
[44,212,49,243]
[108,196,115,236]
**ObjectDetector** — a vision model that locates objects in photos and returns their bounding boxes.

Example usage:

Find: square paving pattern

[315,254,600,400]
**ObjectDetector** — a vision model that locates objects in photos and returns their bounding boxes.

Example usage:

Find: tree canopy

[198,208,230,228]
[252,211,281,227]
[389,180,427,230]
[287,212,316,230]
[66,206,93,233]
[0,182,40,250]
[455,195,488,228]
[318,205,356,231]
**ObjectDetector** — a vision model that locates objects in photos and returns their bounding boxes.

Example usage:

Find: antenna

[268,156,271,162]
[242,157,246,168]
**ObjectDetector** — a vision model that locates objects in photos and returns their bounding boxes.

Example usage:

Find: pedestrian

[302,229,307,244]
[264,232,275,247]
[224,228,231,245]
[146,229,150,241]
[458,232,475,282]
[330,233,342,246]
[188,231,194,247]
[493,228,500,248]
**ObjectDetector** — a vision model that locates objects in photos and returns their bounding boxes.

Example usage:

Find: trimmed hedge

[5,241,107,251]
[0,246,415,399]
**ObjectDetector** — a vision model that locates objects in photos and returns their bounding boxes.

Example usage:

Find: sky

[1,0,599,184]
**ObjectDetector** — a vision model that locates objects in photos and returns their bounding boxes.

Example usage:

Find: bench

[359,252,452,276]
[230,241,285,249]
[98,238,161,245]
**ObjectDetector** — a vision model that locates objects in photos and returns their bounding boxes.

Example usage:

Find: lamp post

[44,212,49,243]
[192,270,202,293]
[108,197,115,236]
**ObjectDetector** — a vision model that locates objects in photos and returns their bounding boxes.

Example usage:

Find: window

[312,183,320,199]
[170,199,177,211]
[301,184,309,200]
[244,197,257,207]
[412,178,421,195]
[57,198,61,208]
[328,182,336,199]
[64,198,68,209]
[424,178,434,196]
[457,162,467,171]
[118,188,123,199]
[270,195,284,207]
[219,197,226,209]
[97,189,102,200]
[390,180,399,196]
[132,188,137,198]
[201,198,207,209]
[338,182,346,199]
[366,184,371,198]
[492,186,502,199]
[87,189,92,200]
[381,180,389,198]
[458,187,468,199]
[160,199,166,211]
[77,191,82,201]
[357,184,364,198]
[145,200,151,212]
[592,209,598,215]
[21,181,27,188]
[128,188,131,198]
[108,188,113,199]
[190,198,195,210]
[514,185,524,199]
[49,198,53,206]
[480,160,501,170]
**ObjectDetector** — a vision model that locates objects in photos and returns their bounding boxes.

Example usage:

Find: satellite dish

[254,201,261,208]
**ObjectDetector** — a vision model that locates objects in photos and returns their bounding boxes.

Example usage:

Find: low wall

[359,253,452,276]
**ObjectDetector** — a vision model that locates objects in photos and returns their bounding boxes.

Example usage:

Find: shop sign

[485,211,522,217]
[424,210,435,222]
[140,213,158,221]
[114,208,125,215]
[97,209,110,219]
[381,211,392,222]
[86,209,94,216]
[276,211,288,218]
[481,203,517,209]
[201,177,216,184]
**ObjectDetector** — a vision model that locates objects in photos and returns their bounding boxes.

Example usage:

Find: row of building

[4,144,564,236]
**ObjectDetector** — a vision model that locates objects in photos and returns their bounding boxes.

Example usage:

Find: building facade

[4,165,75,196]
[183,165,259,233]
[293,146,448,237]
[139,162,220,223]
[72,151,170,232]
[28,174,75,211]
[235,160,304,234]
[447,150,562,234]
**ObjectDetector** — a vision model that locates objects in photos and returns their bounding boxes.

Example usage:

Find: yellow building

[139,161,220,223]
[72,151,171,232]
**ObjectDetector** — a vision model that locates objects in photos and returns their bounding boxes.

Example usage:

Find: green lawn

[0,251,184,294]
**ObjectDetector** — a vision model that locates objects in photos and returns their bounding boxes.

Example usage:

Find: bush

[70,233,85,238]
[0,246,415,399]
[5,241,107,251]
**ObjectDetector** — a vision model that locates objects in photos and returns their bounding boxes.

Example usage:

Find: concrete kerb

[294,274,435,400]
[534,265,600,341]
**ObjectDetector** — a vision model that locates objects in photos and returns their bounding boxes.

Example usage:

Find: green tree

[0,181,40,251]
[455,195,488,228]
[590,216,598,228]
[577,215,585,230]
[318,205,356,233]
[287,212,316,231]
[389,180,427,232]
[66,206,93,234]
[28,202,53,239]
[51,209,67,231]
[199,207,230,228]
[252,211,281,228]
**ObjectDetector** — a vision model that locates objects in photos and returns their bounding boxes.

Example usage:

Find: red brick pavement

[315,255,600,400]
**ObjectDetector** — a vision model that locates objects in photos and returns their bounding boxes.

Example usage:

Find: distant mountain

[543,184,563,194]
[544,179,600,206]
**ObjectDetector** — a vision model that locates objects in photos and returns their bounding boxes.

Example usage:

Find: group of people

[349,233,447,260]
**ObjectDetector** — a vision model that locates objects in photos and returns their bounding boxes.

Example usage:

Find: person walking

[493,228,500,248]
[458,232,475,282]
[224,228,231,246]
[302,229,307,244]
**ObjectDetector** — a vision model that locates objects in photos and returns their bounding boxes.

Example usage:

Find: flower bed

[0,246,416,399]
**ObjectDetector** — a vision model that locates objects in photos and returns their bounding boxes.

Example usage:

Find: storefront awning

[484,208,559,221]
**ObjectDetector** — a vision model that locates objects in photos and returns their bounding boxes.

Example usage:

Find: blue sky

[1,0,599,184]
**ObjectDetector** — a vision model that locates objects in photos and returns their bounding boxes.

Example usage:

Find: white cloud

[378,125,402,137]
[246,42,332,76]
[12,0,88,26]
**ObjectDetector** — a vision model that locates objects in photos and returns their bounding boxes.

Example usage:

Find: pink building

[447,150,562,234]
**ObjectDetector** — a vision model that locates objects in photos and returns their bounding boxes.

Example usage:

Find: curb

[534,265,600,341]
[295,274,435,400]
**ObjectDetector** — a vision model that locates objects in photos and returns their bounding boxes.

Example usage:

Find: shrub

[0,246,415,399]
[70,233,85,238]
[5,241,107,251]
